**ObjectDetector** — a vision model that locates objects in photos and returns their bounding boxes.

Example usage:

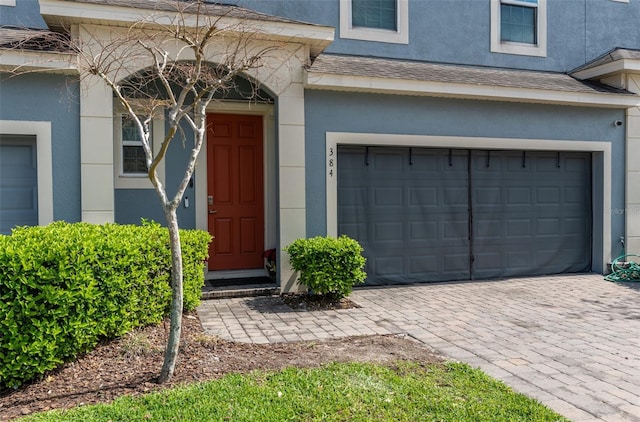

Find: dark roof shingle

[0,27,71,52]
[309,54,632,96]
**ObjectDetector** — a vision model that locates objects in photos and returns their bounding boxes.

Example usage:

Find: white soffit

[572,60,640,81]
[0,49,76,72]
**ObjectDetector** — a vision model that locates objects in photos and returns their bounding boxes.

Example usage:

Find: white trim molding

[0,120,54,226]
[0,49,76,73]
[325,132,612,273]
[572,59,640,81]
[0,0,16,6]
[339,0,409,44]
[305,71,640,108]
[39,0,334,57]
[490,0,547,57]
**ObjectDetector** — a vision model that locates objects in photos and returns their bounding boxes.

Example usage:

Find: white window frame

[491,0,547,57]
[113,109,165,189]
[0,0,16,6]
[340,0,409,44]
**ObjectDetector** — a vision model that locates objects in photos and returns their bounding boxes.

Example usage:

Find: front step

[201,283,279,300]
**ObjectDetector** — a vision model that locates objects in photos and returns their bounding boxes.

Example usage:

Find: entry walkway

[197,274,640,421]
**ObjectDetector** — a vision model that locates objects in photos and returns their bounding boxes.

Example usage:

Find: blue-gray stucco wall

[114,122,197,228]
[0,0,46,28]
[303,90,626,263]
[236,0,640,73]
[0,73,81,223]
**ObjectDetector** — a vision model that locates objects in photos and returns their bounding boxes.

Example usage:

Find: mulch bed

[1,308,441,420]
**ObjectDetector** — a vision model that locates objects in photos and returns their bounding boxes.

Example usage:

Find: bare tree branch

[3,0,285,384]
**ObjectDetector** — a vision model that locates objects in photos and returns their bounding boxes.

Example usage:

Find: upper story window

[352,0,397,30]
[340,0,408,44]
[491,0,547,57]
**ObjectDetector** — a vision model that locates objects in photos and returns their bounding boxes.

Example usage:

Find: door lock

[207,195,214,205]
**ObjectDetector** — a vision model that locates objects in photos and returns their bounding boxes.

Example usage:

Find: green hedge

[0,221,211,389]
[285,235,367,298]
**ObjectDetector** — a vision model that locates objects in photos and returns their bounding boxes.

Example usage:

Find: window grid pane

[352,0,397,31]
[501,3,537,44]
[123,146,148,174]
[121,115,150,174]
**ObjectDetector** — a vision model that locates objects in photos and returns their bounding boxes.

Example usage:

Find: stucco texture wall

[114,121,197,229]
[237,0,640,73]
[0,73,81,223]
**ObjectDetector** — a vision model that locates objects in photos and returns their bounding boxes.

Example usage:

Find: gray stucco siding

[0,73,81,223]
[115,189,196,229]
[304,90,625,263]
[236,0,640,73]
[114,120,197,229]
[0,0,47,29]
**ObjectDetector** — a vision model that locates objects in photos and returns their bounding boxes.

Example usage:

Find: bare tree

[6,0,279,383]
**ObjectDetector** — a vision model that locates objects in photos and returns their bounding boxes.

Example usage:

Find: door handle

[209,209,218,214]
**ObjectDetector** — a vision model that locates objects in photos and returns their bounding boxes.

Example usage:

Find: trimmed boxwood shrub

[0,221,210,389]
[285,235,367,298]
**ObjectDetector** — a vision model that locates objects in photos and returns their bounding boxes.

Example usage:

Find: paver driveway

[197,274,640,421]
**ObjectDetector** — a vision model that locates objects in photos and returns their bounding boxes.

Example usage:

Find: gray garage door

[338,146,591,285]
[0,135,38,235]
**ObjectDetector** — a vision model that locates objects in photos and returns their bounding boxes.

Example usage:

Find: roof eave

[571,59,640,80]
[39,0,334,57]
[304,71,640,109]
[0,48,77,73]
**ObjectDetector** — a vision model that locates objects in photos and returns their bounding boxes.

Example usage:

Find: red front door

[207,113,264,271]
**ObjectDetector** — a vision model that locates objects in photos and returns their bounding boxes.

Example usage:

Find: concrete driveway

[197,274,640,421]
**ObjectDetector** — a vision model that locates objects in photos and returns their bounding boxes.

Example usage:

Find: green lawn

[19,361,567,422]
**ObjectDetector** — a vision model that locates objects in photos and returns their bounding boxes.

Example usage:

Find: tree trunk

[158,206,183,383]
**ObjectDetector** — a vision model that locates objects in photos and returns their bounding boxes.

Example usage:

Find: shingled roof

[0,26,71,52]
[308,54,632,96]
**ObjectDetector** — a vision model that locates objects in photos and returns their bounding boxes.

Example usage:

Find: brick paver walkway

[197,274,640,421]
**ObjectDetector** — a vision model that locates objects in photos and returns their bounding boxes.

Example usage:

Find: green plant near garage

[286,235,367,298]
[0,221,210,389]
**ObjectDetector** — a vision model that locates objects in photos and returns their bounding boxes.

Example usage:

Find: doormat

[207,276,274,287]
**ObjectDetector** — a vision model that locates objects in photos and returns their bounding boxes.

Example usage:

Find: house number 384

[328,148,334,177]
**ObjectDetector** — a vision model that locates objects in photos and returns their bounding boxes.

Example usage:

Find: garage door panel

[374,187,403,207]
[471,151,591,279]
[506,219,532,237]
[338,146,470,284]
[374,221,404,242]
[409,188,438,207]
[506,187,532,205]
[536,187,561,204]
[409,255,438,275]
[372,150,404,171]
[338,147,591,285]
[409,221,438,241]
[0,136,38,235]
[475,218,502,239]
